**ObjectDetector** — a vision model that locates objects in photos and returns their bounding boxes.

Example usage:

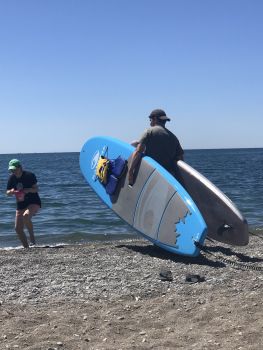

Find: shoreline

[0,236,262,349]
[0,227,262,251]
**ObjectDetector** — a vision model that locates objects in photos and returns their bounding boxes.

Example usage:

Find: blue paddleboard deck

[80,136,207,256]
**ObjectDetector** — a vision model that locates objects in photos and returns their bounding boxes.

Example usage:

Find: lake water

[0,148,262,248]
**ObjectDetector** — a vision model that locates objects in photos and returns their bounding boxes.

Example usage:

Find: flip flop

[159,268,173,281]
[185,274,205,283]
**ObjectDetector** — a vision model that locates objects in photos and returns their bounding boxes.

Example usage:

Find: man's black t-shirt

[7,171,41,210]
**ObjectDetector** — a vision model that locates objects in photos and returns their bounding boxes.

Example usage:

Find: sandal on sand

[185,274,205,283]
[159,268,173,281]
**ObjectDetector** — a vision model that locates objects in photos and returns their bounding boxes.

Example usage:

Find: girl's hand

[7,188,15,195]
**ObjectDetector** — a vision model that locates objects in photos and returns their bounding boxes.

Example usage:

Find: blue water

[0,148,262,248]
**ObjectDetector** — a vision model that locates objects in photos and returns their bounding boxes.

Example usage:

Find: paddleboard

[80,136,207,257]
[177,160,249,246]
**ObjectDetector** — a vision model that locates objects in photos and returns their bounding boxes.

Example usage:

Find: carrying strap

[195,240,263,272]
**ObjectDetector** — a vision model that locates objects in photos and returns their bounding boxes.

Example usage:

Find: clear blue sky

[1,0,262,153]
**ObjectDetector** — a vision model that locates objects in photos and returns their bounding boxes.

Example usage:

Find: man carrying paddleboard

[128,109,184,185]
[6,159,41,248]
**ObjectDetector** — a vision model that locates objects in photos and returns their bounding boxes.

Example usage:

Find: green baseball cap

[8,159,21,171]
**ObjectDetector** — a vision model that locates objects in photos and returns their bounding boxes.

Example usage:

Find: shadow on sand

[116,243,225,268]
[204,244,263,264]
[116,241,263,269]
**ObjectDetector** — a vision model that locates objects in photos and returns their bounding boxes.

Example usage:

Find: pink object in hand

[14,190,25,202]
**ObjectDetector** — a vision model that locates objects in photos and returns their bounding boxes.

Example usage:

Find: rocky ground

[0,234,262,350]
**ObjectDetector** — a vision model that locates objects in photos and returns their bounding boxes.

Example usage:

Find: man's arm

[128,143,145,186]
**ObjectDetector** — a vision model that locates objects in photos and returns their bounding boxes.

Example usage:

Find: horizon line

[1,146,262,156]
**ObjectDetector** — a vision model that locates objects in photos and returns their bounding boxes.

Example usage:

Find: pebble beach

[0,235,262,350]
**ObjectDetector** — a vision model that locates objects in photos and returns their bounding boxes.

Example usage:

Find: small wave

[0,246,25,251]
[0,231,139,249]
[250,227,263,235]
